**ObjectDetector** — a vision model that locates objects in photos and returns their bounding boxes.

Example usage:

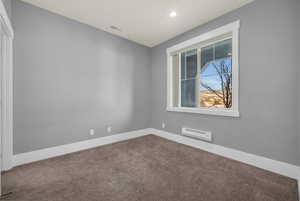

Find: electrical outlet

[89,129,95,136]
[107,126,112,133]
[162,122,166,129]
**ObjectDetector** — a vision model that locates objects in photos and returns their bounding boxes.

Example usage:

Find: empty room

[0,0,299,200]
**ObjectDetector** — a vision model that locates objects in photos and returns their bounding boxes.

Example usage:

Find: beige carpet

[2,135,298,201]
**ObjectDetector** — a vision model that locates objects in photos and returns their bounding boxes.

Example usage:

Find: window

[167,21,239,117]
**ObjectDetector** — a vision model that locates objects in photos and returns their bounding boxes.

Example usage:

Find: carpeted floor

[2,135,298,201]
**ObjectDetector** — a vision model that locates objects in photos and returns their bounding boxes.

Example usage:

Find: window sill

[166,107,240,117]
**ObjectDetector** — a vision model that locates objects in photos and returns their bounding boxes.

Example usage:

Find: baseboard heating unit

[181,127,212,142]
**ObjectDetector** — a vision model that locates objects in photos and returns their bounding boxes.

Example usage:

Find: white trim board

[166,20,240,54]
[13,128,299,181]
[0,0,14,172]
[13,129,150,167]
[149,129,299,180]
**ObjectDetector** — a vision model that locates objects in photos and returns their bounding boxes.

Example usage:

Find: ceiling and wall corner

[18,0,254,47]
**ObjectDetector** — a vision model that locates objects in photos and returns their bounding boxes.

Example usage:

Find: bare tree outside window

[201,61,232,108]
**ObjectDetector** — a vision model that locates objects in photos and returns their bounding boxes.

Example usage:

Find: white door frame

[0,0,14,172]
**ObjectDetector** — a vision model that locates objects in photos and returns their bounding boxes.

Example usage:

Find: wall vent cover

[181,127,212,142]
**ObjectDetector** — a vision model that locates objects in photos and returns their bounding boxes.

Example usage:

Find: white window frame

[166,20,240,117]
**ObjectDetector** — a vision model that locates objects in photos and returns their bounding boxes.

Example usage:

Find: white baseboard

[13,129,150,167]
[11,128,300,197]
[149,129,300,180]
[12,128,300,181]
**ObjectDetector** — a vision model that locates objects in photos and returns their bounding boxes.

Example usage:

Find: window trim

[166,20,240,117]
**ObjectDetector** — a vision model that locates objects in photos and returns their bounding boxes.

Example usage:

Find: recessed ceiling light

[169,11,177,18]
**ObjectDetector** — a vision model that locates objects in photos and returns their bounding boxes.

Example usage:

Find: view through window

[167,21,240,116]
[173,38,232,109]
[200,39,232,108]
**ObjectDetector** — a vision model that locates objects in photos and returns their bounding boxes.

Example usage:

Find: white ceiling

[20,0,254,47]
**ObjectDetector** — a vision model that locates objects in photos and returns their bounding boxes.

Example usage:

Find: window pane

[172,54,179,107]
[200,39,232,109]
[215,39,232,60]
[201,58,232,77]
[186,49,197,79]
[180,49,198,108]
[201,45,213,69]
[200,75,230,108]
[181,52,186,79]
[181,79,197,107]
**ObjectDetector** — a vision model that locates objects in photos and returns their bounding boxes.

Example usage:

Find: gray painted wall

[297,1,300,166]
[12,0,151,154]
[11,0,300,165]
[150,0,299,165]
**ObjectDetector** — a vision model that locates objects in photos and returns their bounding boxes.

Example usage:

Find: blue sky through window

[200,57,232,91]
